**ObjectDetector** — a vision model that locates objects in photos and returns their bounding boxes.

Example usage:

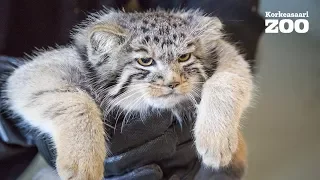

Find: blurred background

[0,0,319,180]
[244,0,320,180]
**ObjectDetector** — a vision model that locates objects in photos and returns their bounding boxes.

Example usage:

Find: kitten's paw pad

[56,151,105,180]
[195,128,238,169]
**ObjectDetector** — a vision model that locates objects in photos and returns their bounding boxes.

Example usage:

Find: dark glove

[103,109,199,180]
[102,109,245,180]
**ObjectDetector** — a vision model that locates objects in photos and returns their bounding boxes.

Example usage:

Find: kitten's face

[81,11,221,111]
[122,37,206,109]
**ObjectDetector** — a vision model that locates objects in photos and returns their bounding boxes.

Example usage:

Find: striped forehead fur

[72,8,222,49]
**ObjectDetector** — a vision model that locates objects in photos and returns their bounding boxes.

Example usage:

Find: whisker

[106,87,145,121]
[100,84,149,110]
[187,93,198,105]
[120,93,147,133]
[111,89,143,121]
[103,121,115,129]
[106,87,144,111]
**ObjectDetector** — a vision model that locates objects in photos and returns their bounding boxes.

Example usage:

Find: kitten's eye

[178,53,191,62]
[136,58,154,66]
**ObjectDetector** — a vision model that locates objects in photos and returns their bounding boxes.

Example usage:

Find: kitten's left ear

[88,24,127,56]
[73,22,127,64]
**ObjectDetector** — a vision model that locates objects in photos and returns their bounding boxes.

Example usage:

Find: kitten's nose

[167,81,180,89]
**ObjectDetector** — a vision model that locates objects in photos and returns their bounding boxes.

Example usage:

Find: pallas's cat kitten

[4,9,253,180]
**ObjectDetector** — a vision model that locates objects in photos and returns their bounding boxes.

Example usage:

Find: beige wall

[245,1,320,179]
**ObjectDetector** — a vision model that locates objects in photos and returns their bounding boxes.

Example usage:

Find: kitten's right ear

[88,24,127,56]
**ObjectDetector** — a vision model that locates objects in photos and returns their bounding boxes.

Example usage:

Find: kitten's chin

[146,94,187,109]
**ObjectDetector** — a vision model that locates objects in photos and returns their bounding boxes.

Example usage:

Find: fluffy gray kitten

[4,9,253,180]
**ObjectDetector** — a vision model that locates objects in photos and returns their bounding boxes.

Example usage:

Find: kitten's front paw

[56,144,105,180]
[194,122,238,169]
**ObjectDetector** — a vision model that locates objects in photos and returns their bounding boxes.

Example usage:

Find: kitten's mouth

[146,87,189,108]
[158,92,175,98]
[157,91,186,100]
[148,84,190,99]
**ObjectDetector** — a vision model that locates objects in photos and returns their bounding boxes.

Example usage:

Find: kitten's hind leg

[51,92,106,180]
[6,62,106,180]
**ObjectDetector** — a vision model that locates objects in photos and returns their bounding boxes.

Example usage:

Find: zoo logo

[265,11,309,34]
